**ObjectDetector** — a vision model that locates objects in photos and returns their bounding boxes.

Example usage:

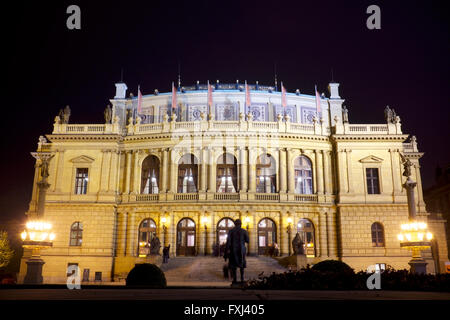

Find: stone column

[345,149,353,194]
[124,151,132,194]
[161,148,168,193]
[248,148,256,192]
[200,148,207,192]
[110,150,120,193]
[126,212,135,256]
[413,160,425,211]
[389,149,401,196]
[208,148,216,192]
[323,150,332,194]
[337,150,347,194]
[279,148,287,193]
[327,211,337,258]
[54,150,65,192]
[100,150,111,192]
[319,211,328,257]
[287,148,295,193]
[116,212,127,256]
[169,149,177,193]
[239,147,248,192]
[315,150,324,194]
[131,150,140,194]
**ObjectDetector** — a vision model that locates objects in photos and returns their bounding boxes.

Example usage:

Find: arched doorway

[176,218,196,256]
[217,218,235,243]
[258,218,277,255]
[138,219,157,257]
[297,218,315,257]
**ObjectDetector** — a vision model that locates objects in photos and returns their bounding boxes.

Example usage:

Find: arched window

[371,222,385,247]
[141,155,160,194]
[216,153,238,193]
[138,218,157,256]
[256,154,276,193]
[69,222,83,246]
[178,154,198,193]
[297,218,315,257]
[294,156,313,194]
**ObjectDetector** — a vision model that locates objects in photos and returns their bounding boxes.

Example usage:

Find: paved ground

[1,288,449,300]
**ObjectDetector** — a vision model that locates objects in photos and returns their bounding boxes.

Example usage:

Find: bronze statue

[384,106,393,123]
[292,233,305,255]
[104,105,112,124]
[63,105,71,124]
[400,153,414,178]
[150,236,161,255]
[342,105,349,123]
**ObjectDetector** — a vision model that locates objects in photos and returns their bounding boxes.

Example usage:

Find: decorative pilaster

[327,211,337,258]
[126,212,136,256]
[315,150,324,195]
[116,212,127,256]
[248,147,256,193]
[169,148,177,194]
[124,151,132,194]
[279,148,287,193]
[287,148,295,194]
[131,150,140,194]
[53,149,65,192]
[345,149,353,194]
[200,148,207,192]
[208,147,216,193]
[337,149,347,195]
[319,211,328,257]
[161,148,168,193]
[239,147,248,192]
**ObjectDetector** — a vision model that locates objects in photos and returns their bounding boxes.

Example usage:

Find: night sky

[2,1,449,221]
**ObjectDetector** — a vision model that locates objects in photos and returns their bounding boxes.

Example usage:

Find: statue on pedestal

[384,106,393,123]
[63,105,71,124]
[292,233,304,255]
[150,236,161,255]
[104,105,112,124]
[342,105,349,123]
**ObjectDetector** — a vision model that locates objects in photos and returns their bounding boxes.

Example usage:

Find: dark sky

[2,1,449,221]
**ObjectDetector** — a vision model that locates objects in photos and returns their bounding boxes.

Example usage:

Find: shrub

[126,263,167,288]
[311,260,354,274]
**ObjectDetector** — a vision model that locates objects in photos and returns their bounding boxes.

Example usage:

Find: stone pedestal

[24,258,45,284]
[296,254,307,270]
[408,258,428,274]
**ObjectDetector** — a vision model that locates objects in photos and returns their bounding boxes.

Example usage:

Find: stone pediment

[359,155,383,163]
[70,155,95,164]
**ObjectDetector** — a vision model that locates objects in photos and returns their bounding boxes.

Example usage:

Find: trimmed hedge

[126,263,167,288]
[247,263,450,291]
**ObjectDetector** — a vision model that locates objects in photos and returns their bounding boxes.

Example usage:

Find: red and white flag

[207,80,213,108]
[281,82,287,108]
[171,82,177,112]
[245,80,251,112]
[137,85,143,114]
[315,85,321,115]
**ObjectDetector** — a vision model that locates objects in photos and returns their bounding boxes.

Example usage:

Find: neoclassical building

[19,81,449,283]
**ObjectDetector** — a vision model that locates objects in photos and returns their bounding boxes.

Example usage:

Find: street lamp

[161,216,167,248]
[201,216,208,256]
[398,154,432,274]
[244,216,250,256]
[287,217,293,256]
[21,220,55,284]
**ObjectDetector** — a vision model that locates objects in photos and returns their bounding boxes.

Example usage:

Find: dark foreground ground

[1,287,449,300]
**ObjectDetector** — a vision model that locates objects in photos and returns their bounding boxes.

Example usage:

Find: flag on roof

[171,82,177,112]
[207,80,213,108]
[315,85,321,115]
[245,80,251,112]
[137,85,143,114]
[281,82,287,108]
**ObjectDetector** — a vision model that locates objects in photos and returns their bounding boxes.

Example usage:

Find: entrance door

[258,218,276,255]
[176,218,196,256]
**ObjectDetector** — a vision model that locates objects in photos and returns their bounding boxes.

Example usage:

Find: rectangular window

[82,269,90,282]
[94,272,102,282]
[74,168,89,194]
[366,168,380,194]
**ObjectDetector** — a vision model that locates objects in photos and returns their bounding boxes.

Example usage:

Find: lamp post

[21,221,55,284]
[201,217,208,256]
[161,217,167,248]
[287,217,293,256]
[21,149,55,284]
[244,216,250,256]
[397,155,432,274]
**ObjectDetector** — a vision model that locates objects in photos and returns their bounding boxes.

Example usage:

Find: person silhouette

[224,219,249,284]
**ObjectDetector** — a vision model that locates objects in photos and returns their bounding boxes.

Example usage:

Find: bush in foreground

[126,263,167,288]
[247,262,450,291]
